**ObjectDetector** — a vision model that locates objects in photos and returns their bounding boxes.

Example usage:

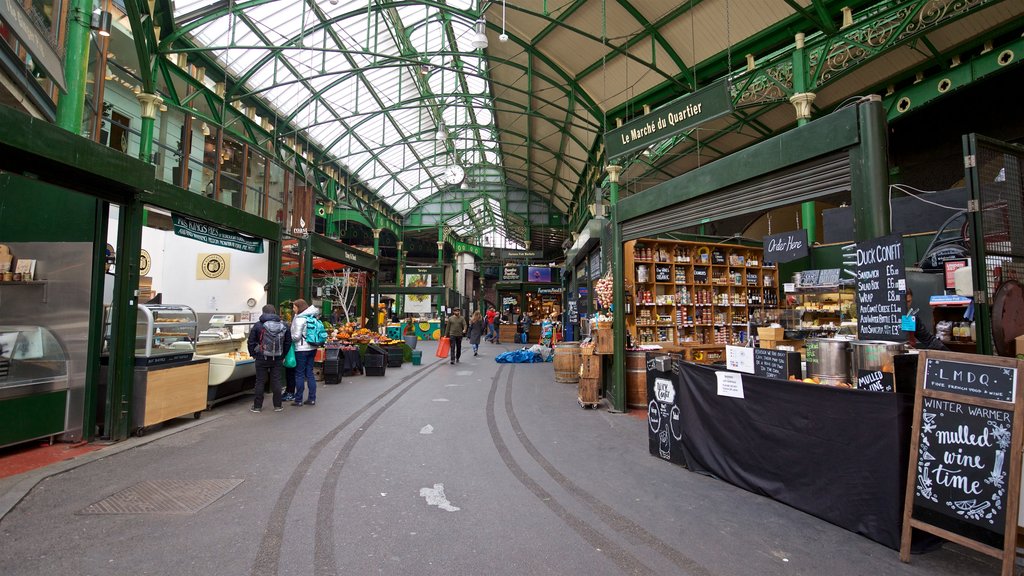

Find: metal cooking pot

[850,340,906,387]
[805,338,851,385]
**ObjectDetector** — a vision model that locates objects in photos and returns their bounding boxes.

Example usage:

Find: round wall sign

[139,249,152,276]
[201,254,227,279]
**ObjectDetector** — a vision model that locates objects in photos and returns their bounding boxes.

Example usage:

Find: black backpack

[259,320,288,358]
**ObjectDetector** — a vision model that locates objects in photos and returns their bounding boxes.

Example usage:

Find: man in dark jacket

[247,304,293,412]
[444,308,467,364]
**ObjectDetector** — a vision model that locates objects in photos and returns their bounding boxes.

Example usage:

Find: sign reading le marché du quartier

[605,80,734,160]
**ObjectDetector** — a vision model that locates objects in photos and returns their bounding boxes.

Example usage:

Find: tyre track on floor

[251,359,446,576]
[502,365,718,576]
[486,364,657,575]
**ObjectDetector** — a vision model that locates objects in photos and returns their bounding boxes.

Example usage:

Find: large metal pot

[850,340,906,387]
[805,338,852,386]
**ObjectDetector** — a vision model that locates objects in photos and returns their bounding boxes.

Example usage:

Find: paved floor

[0,341,1006,575]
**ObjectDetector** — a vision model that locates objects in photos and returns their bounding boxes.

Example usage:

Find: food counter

[653,359,914,549]
[0,325,69,447]
[192,318,257,407]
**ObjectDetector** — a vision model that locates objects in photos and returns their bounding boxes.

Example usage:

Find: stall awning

[310,235,379,271]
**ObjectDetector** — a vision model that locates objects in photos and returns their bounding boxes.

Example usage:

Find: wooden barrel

[626,351,648,409]
[553,342,582,383]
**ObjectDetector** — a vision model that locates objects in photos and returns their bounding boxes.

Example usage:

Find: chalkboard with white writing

[753,348,801,380]
[900,350,1024,570]
[693,266,708,284]
[764,229,809,263]
[856,234,907,342]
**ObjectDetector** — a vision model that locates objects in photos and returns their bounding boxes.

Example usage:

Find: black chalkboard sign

[764,229,809,263]
[900,351,1024,573]
[924,357,1016,403]
[655,265,671,282]
[753,348,802,380]
[856,234,907,342]
[857,369,894,392]
[799,269,820,287]
[693,267,708,284]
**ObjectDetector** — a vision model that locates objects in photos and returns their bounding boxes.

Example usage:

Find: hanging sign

[605,80,734,160]
[0,0,67,91]
[900,351,1024,572]
[500,249,541,259]
[856,234,906,342]
[763,229,809,264]
[502,264,522,282]
[173,215,264,253]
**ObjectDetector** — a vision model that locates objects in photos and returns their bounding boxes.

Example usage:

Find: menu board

[856,234,906,342]
[502,265,522,282]
[693,266,708,284]
[857,369,894,392]
[900,351,1023,565]
[763,229,809,263]
[567,300,579,323]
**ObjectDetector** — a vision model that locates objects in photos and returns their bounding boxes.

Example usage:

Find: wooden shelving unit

[625,239,779,362]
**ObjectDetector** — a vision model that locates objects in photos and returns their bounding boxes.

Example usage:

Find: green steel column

[791,33,818,244]
[267,239,281,309]
[851,95,890,242]
[301,235,312,302]
[372,228,381,329]
[437,241,446,320]
[83,201,109,440]
[55,0,92,133]
[396,241,404,315]
[608,164,625,413]
[136,93,162,163]
[107,197,144,440]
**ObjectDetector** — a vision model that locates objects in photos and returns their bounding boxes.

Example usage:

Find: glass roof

[174,0,497,215]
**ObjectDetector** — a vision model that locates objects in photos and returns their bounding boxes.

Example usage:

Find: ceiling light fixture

[499,0,508,42]
[90,9,112,37]
[471,17,488,50]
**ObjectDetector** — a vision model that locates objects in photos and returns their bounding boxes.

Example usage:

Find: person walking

[485,307,497,343]
[467,310,485,357]
[247,304,292,413]
[290,298,321,406]
[445,308,467,364]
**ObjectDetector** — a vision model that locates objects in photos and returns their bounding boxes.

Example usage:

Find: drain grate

[78,479,244,515]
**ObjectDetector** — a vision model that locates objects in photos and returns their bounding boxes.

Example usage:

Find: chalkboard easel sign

[900,351,1024,575]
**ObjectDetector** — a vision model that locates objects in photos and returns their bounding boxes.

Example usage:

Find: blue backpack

[304,315,328,346]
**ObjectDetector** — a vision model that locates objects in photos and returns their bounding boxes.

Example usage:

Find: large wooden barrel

[626,351,648,409]
[553,342,582,383]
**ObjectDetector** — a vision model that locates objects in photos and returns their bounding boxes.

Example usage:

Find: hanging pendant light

[471,17,488,49]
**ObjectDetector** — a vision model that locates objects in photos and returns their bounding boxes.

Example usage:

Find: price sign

[856,234,906,342]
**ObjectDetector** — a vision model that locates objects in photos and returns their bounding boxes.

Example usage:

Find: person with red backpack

[247,304,293,413]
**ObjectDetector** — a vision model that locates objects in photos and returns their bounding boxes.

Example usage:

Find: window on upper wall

[245,149,267,217]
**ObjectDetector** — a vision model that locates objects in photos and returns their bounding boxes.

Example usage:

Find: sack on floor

[436,336,451,358]
[495,349,544,364]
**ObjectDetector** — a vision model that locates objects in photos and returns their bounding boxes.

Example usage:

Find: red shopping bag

[436,336,451,358]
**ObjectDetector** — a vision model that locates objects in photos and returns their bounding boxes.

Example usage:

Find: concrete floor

[0,340,1006,575]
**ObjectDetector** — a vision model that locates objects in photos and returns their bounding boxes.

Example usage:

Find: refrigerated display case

[0,325,69,447]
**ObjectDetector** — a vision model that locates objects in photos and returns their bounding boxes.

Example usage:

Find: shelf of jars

[625,239,779,354]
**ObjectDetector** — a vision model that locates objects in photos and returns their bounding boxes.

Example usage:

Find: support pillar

[55,0,93,133]
[851,95,890,241]
[607,163,625,413]
[372,228,381,329]
[437,240,446,320]
[136,93,163,163]
[396,241,404,315]
[107,197,144,440]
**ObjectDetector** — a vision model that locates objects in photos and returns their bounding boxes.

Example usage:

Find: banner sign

[0,0,66,91]
[173,214,264,253]
[606,80,733,160]
[764,229,809,264]
[500,249,541,259]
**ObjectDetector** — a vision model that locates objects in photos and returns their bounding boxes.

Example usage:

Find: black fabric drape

[674,363,913,550]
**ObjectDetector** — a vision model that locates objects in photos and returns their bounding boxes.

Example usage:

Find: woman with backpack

[290,298,322,406]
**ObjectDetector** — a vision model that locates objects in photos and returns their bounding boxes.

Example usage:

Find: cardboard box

[757,327,784,341]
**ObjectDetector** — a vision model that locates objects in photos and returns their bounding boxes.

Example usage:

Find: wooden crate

[580,354,602,379]
[594,327,614,355]
[578,377,600,408]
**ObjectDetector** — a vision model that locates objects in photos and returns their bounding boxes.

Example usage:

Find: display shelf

[626,239,778,351]
[788,287,854,336]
